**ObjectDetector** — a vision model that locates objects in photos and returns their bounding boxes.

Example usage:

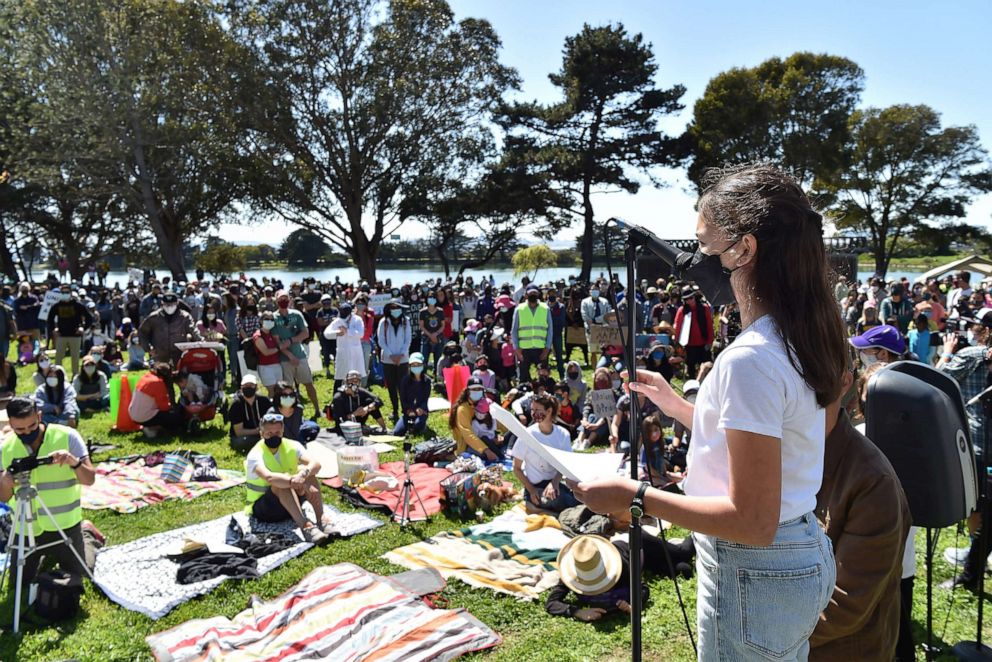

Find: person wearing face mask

[253,311,285,399]
[229,374,272,452]
[33,351,55,388]
[511,286,553,384]
[329,370,387,433]
[418,291,446,375]
[1,397,101,592]
[476,286,496,322]
[581,285,613,369]
[644,343,675,383]
[72,356,110,413]
[354,296,376,386]
[673,289,714,379]
[14,282,42,352]
[848,324,905,369]
[511,393,579,513]
[377,301,411,420]
[448,377,500,462]
[270,291,320,420]
[564,360,588,413]
[264,381,305,441]
[138,292,200,364]
[244,413,331,545]
[47,285,90,378]
[314,294,339,380]
[34,365,79,427]
[395,353,431,436]
[547,289,567,378]
[326,302,365,392]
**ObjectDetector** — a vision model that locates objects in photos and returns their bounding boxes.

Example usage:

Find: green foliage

[498,23,687,282]
[231,0,518,282]
[688,52,864,190]
[279,228,331,267]
[825,104,992,276]
[195,241,246,278]
[512,244,557,279]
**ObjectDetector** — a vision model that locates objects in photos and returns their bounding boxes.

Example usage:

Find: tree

[231,0,517,282]
[512,244,557,281]
[4,0,270,281]
[498,23,687,282]
[908,222,992,257]
[827,104,992,277]
[196,242,246,279]
[688,52,864,190]
[280,229,330,267]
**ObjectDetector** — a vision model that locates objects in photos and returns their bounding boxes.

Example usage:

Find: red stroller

[175,341,227,434]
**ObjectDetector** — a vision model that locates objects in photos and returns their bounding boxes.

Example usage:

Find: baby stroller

[175,341,227,434]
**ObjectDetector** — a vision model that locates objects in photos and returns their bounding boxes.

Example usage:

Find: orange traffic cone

[114,373,141,432]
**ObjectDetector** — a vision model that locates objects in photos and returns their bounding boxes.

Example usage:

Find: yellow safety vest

[1,424,81,534]
[244,439,299,513]
[517,303,549,350]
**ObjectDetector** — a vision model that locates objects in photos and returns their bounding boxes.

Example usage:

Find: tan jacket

[810,413,911,661]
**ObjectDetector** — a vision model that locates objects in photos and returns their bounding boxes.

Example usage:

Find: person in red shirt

[437,288,455,340]
[673,288,714,379]
[353,295,377,386]
[128,362,183,435]
[554,381,579,439]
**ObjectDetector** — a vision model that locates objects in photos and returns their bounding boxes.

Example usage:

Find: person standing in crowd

[229,374,271,452]
[139,282,164,320]
[673,288,714,379]
[47,284,90,377]
[512,285,552,383]
[547,288,567,378]
[565,288,589,368]
[879,283,914,335]
[272,290,319,420]
[314,294,338,380]
[14,283,41,350]
[418,292,445,375]
[906,313,934,363]
[849,324,905,366]
[581,285,612,369]
[223,290,241,385]
[354,294,376,386]
[326,302,365,391]
[571,164,842,660]
[377,300,411,420]
[946,271,972,316]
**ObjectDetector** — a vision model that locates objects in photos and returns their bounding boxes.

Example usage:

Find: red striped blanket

[83,461,244,513]
[146,563,501,662]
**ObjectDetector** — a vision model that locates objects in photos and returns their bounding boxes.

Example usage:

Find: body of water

[102,264,926,289]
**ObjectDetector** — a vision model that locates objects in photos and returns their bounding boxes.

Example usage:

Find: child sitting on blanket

[470,398,501,454]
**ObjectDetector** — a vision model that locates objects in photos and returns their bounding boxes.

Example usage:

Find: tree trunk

[579,179,595,283]
[0,222,21,282]
[128,117,188,281]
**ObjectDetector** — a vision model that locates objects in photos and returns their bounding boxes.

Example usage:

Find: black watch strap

[630,482,649,518]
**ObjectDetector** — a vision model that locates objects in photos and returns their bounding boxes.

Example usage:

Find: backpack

[557,505,614,538]
[33,571,84,622]
[412,437,455,465]
[241,336,259,371]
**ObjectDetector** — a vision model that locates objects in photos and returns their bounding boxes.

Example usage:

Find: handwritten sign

[588,324,622,347]
[590,389,617,420]
[368,293,392,314]
[37,290,62,321]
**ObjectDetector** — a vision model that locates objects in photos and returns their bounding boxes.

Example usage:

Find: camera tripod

[393,442,428,527]
[0,470,93,633]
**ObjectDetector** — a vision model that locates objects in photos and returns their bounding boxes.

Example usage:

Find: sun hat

[682,379,701,395]
[475,398,490,414]
[849,324,906,355]
[557,535,623,596]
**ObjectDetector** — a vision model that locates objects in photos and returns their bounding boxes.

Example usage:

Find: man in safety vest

[245,412,334,545]
[1,397,101,587]
[511,285,552,383]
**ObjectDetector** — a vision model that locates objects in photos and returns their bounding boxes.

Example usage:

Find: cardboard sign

[590,389,617,420]
[368,293,392,314]
[37,290,62,321]
[588,324,622,347]
[565,326,587,346]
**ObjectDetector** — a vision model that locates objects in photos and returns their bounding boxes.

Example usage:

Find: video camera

[8,455,54,475]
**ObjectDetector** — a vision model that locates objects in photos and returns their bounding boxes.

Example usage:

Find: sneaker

[301,525,329,545]
[940,574,978,592]
[944,546,970,566]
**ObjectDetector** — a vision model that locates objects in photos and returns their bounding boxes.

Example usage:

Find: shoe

[940,574,978,592]
[301,525,329,545]
[944,546,970,566]
[82,519,106,547]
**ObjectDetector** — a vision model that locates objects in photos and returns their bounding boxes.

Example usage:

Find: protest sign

[368,294,392,314]
[589,324,622,347]
[38,290,62,321]
[590,389,617,420]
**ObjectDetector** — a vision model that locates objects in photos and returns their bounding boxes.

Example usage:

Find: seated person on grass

[450,377,502,462]
[394,352,431,437]
[511,393,579,513]
[229,374,272,452]
[266,380,305,441]
[574,368,615,450]
[329,369,387,433]
[34,365,79,428]
[245,412,334,545]
[73,355,110,413]
[553,381,579,439]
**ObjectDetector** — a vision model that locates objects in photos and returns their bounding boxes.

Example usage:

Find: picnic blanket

[383,504,565,600]
[83,460,244,513]
[323,461,450,519]
[146,562,500,662]
[94,505,382,619]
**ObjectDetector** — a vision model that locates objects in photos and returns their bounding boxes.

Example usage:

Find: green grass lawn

[0,351,990,661]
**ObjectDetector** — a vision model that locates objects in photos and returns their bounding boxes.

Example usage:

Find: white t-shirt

[245,440,305,482]
[511,424,571,484]
[684,315,825,522]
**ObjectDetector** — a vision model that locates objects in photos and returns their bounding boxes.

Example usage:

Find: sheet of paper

[490,404,625,483]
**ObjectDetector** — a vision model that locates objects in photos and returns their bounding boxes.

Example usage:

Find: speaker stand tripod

[393,443,428,527]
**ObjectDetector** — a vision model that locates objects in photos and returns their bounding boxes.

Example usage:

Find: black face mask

[242,388,256,399]
[681,246,739,308]
[264,435,282,449]
[567,371,580,379]
[18,425,42,446]
[527,295,539,304]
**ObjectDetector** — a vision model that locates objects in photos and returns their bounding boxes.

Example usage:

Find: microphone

[610,218,693,276]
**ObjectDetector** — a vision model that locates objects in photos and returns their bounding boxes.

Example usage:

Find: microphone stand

[624,239,644,662]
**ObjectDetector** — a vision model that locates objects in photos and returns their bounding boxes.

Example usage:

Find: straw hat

[556,535,622,596]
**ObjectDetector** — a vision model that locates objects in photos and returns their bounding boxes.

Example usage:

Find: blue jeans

[392,413,427,436]
[694,512,835,661]
[522,479,579,513]
[421,338,443,374]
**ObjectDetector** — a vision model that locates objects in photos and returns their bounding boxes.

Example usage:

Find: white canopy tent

[914,254,992,284]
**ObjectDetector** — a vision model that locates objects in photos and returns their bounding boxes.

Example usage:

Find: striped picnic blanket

[83,461,244,513]
[383,504,565,600]
[146,562,501,662]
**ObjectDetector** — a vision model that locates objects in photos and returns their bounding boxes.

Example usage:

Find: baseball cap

[975,308,992,328]
[161,292,178,303]
[409,352,425,365]
[849,324,906,355]
[241,374,258,386]
[466,376,484,390]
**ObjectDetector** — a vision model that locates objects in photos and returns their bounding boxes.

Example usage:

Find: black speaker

[865,361,977,528]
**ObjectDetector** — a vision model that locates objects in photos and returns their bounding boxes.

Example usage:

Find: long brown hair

[698,163,845,407]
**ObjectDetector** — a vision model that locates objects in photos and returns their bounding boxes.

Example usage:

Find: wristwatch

[629,482,649,520]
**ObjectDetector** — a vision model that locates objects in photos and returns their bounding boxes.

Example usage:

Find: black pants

[565,329,588,366]
[8,523,94,588]
[685,345,711,380]
[896,576,915,661]
[143,406,185,432]
[551,331,565,378]
[517,347,545,383]
[318,335,336,369]
[382,362,408,414]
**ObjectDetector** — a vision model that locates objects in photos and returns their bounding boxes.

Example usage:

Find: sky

[218,0,992,247]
